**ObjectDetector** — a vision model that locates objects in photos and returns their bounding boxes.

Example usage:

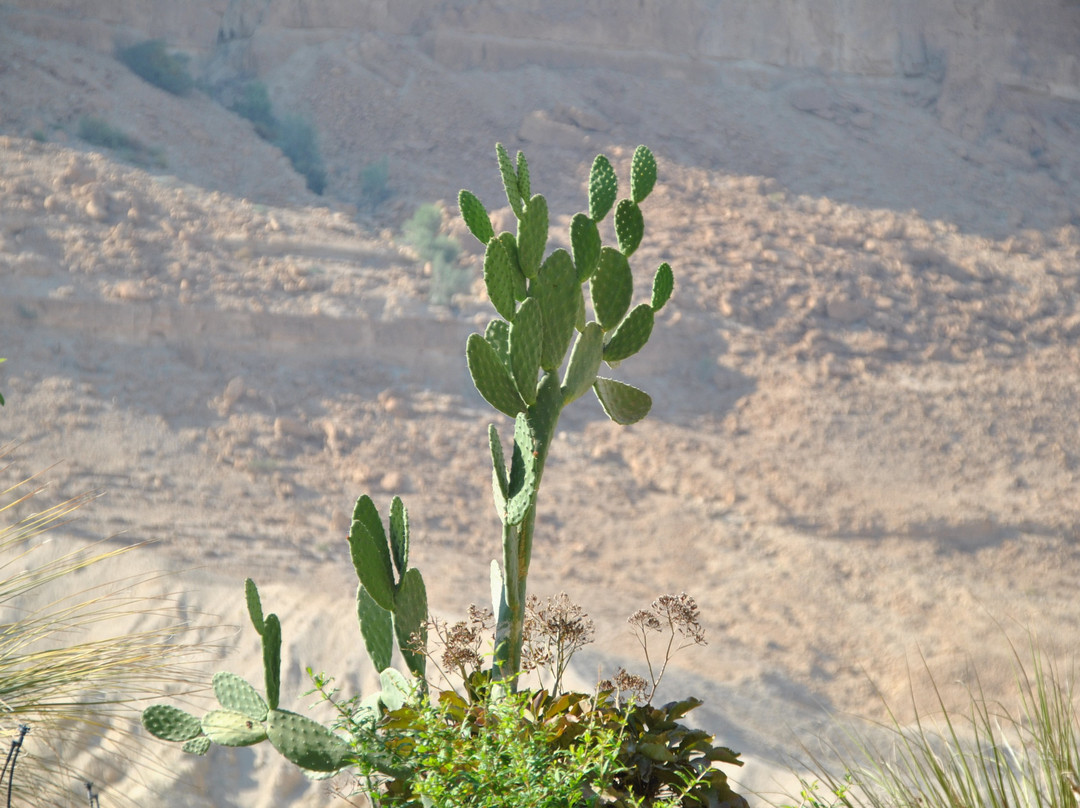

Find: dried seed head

[599,667,649,703]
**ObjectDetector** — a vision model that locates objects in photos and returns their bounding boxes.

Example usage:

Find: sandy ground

[2,15,1080,807]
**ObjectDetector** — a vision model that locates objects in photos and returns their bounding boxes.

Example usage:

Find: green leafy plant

[142,144,744,807]
[783,640,1080,808]
[116,39,193,96]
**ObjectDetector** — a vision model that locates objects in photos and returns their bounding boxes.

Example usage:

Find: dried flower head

[628,609,662,632]
[521,593,595,691]
[652,592,706,646]
[598,668,649,703]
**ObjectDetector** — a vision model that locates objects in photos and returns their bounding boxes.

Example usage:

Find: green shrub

[361,157,392,208]
[401,204,468,305]
[77,116,164,168]
[116,39,193,96]
[230,81,277,140]
[274,114,326,195]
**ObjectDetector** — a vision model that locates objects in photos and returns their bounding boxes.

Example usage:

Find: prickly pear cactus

[349,494,428,682]
[141,580,355,773]
[458,143,674,685]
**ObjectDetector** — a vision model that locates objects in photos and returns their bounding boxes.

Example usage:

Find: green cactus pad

[603,303,655,364]
[267,709,351,773]
[496,143,524,219]
[591,248,634,331]
[516,194,548,280]
[489,424,509,513]
[357,584,394,672]
[393,568,428,681]
[651,262,674,311]
[182,736,211,756]
[213,672,268,721]
[506,413,538,526]
[562,322,605,405]
[484,318,512,369]
[510,297,543,406]
[614,199,644,257]
[262,613,282,711]
[516,150,531,200]
[495,232,528,300]
[483,237,518,322]
[379,668,412,712]
[245,578,264,636]
[348,496,395,612]
[467,333,528,418]
[389,496,409,577]
[570,213,601,282]
[589,154,618,222]
[631,145,657,203]
[594,377,652,425]
[529,371,564,453]
[142,704,203,742]
[532,249,579,371]
[202,709,269,747]
[458,189,494,245]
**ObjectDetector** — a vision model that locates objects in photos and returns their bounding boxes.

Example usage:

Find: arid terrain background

[2,1,1080,805]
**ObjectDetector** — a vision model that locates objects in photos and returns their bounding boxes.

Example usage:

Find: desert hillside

[1,2,1080,806]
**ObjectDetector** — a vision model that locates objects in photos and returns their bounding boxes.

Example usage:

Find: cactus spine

[460,143,673,688]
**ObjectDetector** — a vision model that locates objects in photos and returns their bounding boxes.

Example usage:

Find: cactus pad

[651,262,674,311]
[393,568,428,681]
[467,333,527,418]
[496,232,528,300]
[532,249,579,371]
[458,189,494,245]
[496,143,524,218]
[266,709,351,773]
[202,709,269,747]
[182,736,211,756]
[389,496,409,576]
[489,424,509,514]
[594,377,652,425]
[484,318,512,368]
[213,672,268,721]
[379,668,412,712]
[357,584,394,672]
[505,413,538,526]
[483,237,518,322]
[570,213,601,282]
[589,154,618,222]
[262,613,282,711]
[631,145,657,203]
[245,578,264,636]
[142,704,203,742]
[603,303,654,364]
[509,297,543,406]
[515,150,531,199]
[348,496,395,612]
[614,199,644,257]
[591,248,634,331]
[516,194,548,280]
[562,322,604,405]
